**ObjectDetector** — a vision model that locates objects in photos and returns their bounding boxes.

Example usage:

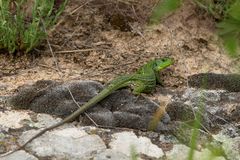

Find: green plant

[0,0,67,54]
[130,145,138,160]
[149,0,182,24]
[187,78,227,160]
[195,0,240,57]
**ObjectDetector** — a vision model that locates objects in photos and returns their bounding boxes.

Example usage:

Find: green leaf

[228,0,240,21]
[217,19,240,36]
[222,34,239,57]
[149,0,181,24]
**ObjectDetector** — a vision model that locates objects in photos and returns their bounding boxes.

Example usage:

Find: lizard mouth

[155,58,174,70]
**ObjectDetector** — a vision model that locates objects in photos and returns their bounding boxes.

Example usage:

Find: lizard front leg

[155,72,164,86]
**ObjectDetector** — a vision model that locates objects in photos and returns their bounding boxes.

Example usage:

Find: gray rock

[8,80,103,116]
[222,136,240,160]
[109,131,164,158]
[169,122,213,148]
[166,101,195,121]
[165,144,225,160]
[18,127,106,159]
[214,134,240,160]
[188,73,240,92]
[94,149,129,160]
[1,150,38,160]
[169,88,240,131]
[161,85,240,160]
[159,134,178,143]
[4,78,240,159]
[0,133,7,154]
[182,88,222,102]
[0,110,31,129]
[32,114,63,128]
[8,80,169,131]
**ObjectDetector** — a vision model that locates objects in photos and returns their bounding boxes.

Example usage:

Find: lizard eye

[161,58,167,62]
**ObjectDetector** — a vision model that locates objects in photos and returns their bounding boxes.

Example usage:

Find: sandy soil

[0,0,235,96]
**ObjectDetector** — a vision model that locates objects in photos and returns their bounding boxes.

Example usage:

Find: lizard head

[153,58,174,71]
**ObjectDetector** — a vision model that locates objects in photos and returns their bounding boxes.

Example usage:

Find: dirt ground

[0,0,236,96]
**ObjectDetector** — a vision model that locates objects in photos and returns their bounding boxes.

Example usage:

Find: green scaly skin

[1,58,173,157]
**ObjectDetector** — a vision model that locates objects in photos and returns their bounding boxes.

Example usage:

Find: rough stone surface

[0,110,31,129]
[8,80,102,116]
[164,87,240,160]
[109,131,164,158]
[1,150,38,160]
[94,149,129,160]
[18,127,106,159]
[167,88,240,131]
[214,134,240,160]
[165,144,225,160]
[188,73,240,92]
[33,113,62,128]
[1,79,240,160]
[8,80,169,131]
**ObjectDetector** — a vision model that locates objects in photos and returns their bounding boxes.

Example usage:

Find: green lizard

[1,58,173,157]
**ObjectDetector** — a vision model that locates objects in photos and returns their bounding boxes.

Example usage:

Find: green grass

[0,0,67,54]
[130,145,138,160]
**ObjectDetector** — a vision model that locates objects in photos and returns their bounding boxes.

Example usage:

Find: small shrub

[0,0,67,54]
[196,0,240,57]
